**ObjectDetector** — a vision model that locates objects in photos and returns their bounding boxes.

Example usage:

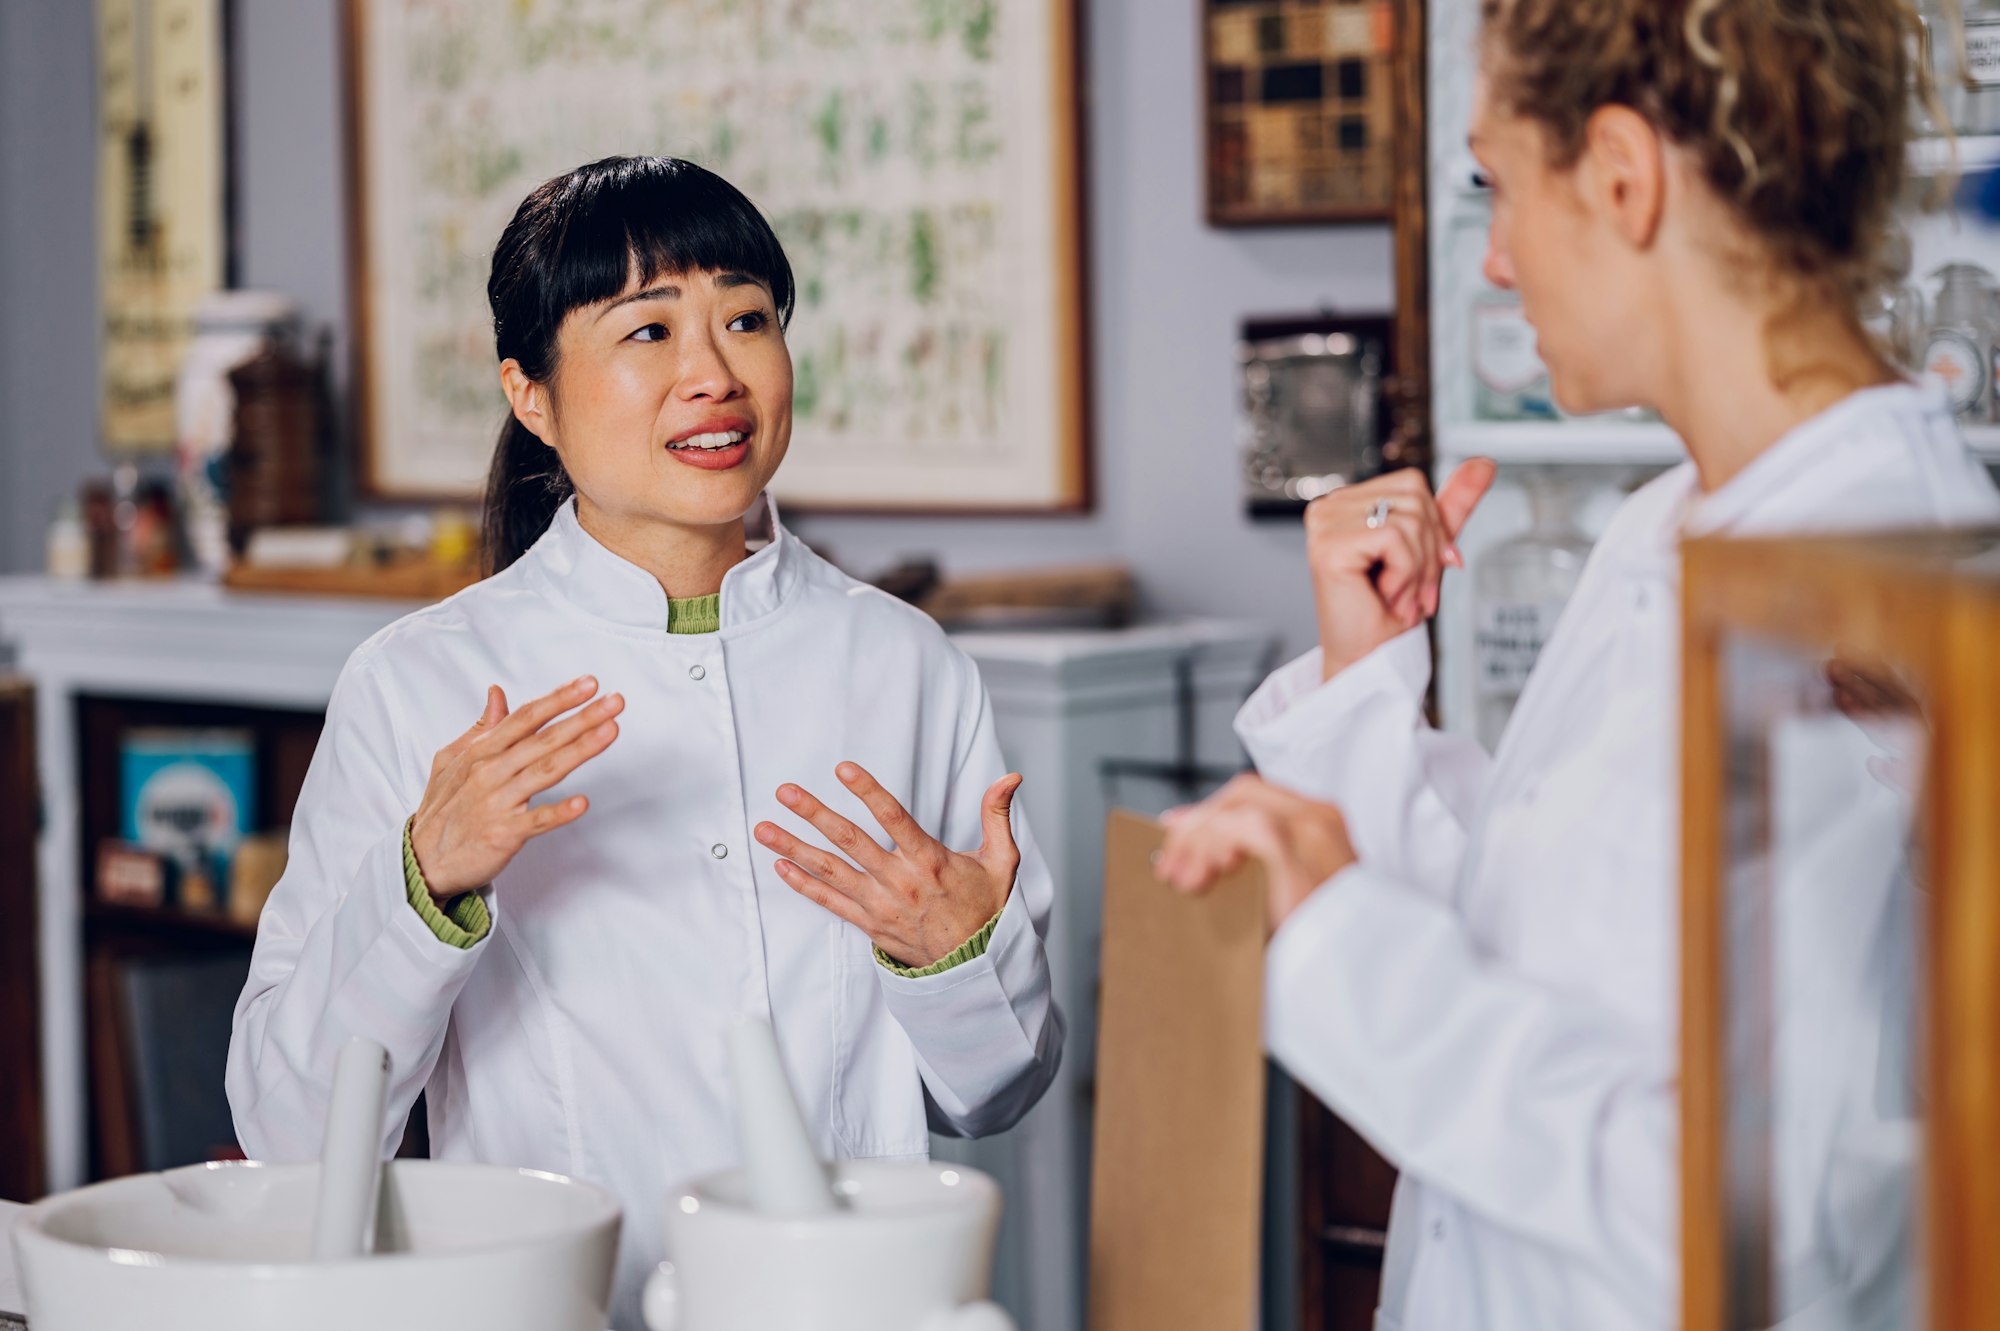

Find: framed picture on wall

[1203,0,1400,226]
[96,0,234,453]
[343,0,1091,512]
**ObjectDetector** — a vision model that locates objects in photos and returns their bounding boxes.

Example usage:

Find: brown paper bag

[1088,810,1269,1331]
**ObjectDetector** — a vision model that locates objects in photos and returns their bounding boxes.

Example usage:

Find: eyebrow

[597,272,767,320]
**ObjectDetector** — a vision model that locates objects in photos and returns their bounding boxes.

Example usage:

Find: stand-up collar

[523,493,797,635]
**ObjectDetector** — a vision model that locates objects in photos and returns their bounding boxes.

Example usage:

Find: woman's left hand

[1156,775,1359,935]
[756,763,1024,969]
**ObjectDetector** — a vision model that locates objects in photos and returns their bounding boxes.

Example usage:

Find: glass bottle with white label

[1924,263,2000,423]
[1471,286,1557,421]
[1473,468,1593,752]
[1928,0,2000,132]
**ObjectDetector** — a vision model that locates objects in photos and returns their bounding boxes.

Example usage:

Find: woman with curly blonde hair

[1159,2,1999,1327]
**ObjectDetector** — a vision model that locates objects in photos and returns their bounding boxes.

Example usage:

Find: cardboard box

[1090,811,1269,1331]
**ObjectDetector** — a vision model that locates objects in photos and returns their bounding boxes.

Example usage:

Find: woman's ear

[500,359,556,446]
[1581,105,1666,252]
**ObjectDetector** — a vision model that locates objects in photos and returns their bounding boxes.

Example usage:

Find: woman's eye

[1471,169,1494,192]
[628,322,669,343]
[728,310,769,333]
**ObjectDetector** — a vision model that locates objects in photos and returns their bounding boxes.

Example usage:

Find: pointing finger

[1436,457,1498,540]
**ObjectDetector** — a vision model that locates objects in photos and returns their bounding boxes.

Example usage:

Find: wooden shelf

[85,901,258,944]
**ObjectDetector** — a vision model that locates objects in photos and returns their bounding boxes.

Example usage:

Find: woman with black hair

[225,156,1063,1328]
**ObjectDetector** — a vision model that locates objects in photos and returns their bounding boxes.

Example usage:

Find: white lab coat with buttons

[226,497,1063,1330]
[1236,383,1999,1331]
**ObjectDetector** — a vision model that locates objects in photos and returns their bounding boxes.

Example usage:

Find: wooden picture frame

[1203,0,1403,227]
[96,0,236,454]
[1682,531,2000,1331]
[342,0,1091,513]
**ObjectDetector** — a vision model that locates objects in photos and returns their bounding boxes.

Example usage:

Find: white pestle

[311,1036,392,1259]
[726,1017,839,1216]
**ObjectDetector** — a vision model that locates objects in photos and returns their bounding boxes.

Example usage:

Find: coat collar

[523,493,798,635]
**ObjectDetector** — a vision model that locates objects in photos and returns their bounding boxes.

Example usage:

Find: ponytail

[481,416,572,575]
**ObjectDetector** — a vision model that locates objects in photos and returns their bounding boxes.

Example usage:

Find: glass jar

[1863,230,1926,374]
[1923,263,2000,423]
[175,291,299,575]
[1472,468,1594,752]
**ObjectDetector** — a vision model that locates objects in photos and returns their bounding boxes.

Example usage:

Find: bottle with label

[1473,468,1593,752]
[1471,287,1557,421]
[1924,263,2000,423]
[1922,0,2000,132]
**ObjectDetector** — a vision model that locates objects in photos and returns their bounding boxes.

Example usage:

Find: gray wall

[0,0,1396,657]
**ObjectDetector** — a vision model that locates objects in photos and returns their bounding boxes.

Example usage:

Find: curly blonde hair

[1479,0,1925,306]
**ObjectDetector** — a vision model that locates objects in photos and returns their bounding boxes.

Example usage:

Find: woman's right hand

[408,676,624,899]
[1306,458,1498,680]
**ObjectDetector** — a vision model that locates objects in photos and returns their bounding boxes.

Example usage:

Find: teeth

[671,430,747,451]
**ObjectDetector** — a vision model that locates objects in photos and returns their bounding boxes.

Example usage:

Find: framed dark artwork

[1204,0,1400,226]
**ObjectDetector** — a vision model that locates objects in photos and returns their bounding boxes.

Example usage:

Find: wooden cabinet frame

[1682,531,2000,1330]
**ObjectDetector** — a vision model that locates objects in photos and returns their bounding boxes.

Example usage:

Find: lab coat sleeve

[1266,866,1676,1299]
[1235,628,1489,898]
[876,652,1064,1139]
[227,646,493,1162]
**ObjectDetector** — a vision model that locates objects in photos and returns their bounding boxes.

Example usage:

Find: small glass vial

[1473,468,1593,752]
[1471,287,1557,421]
[1924,263,2000,423]
[46,500,89,581]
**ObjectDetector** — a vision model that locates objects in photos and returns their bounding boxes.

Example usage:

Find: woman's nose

[676,335,746,401]
[1482,231,1516,291]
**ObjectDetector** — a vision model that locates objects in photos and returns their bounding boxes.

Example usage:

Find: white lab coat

[1236,382,1999,1331]
[226,497,1063,1330]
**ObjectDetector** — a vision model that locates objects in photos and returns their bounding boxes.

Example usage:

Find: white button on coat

[1237,384,1999,1331]
[226,497,1063,1331]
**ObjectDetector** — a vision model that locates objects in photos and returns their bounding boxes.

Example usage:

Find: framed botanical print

[96,0,232,452]
[1204,0,1400,226]
[344,0,1090,511]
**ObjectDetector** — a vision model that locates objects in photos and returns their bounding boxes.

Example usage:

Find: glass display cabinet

[1682,529,2000,1331]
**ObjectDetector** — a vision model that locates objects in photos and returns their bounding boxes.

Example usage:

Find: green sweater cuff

[874,907,1003,978]
[403,817,491,948]
[667,593,721,635]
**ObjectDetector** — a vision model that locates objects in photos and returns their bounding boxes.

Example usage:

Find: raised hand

[1307,458,1498,680]
[408,676,624,899]
[755,762,1023,969]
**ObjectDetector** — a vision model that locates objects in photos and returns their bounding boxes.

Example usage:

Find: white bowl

[14,1159,620,1331]
[646,1161,1005,1331]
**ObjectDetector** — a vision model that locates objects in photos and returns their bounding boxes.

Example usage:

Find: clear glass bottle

[1926,0,2000,133]
[1863,230,1926,374]
[1473,468,1594,752]
[1924,263,2000,423]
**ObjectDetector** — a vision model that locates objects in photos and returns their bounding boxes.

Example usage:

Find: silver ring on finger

[1365,498,1395,530]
